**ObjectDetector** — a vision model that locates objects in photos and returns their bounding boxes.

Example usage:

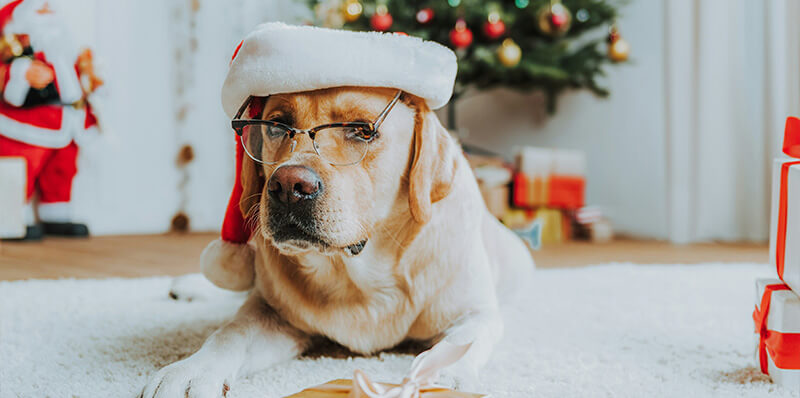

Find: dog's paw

[139,358,232,398]
[168,274,238,302]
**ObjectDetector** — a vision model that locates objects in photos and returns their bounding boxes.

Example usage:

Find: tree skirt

[0,263,790,397]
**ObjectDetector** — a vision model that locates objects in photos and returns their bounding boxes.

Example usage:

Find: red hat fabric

[0,0,24,33]
[220,97,264,244]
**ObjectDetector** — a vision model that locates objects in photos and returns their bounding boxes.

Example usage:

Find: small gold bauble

[497,38,522,67]
[343,0,363,22]
[608,38,630,62]
[536,2,572,37]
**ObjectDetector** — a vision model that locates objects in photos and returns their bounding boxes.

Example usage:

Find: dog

[140,86,534,397]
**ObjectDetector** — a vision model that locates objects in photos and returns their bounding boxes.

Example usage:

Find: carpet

[0,263,791,398]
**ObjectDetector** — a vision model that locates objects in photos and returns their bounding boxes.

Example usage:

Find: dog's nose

[267,165,323,205]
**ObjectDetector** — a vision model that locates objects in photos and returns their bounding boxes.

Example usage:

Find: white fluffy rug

[0,263,792,397]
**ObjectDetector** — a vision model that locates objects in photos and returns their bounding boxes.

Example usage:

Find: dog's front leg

[437,311,503,390]
[140,294,309,398]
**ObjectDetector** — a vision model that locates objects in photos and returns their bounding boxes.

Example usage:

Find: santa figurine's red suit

[0,0,101,240]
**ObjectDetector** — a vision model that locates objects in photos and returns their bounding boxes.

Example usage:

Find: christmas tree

[305,0,629,128]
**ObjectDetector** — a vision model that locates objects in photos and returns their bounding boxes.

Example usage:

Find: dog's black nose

[267,165,323,205]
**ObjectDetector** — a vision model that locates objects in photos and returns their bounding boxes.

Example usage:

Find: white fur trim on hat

[222,22,457,117]
[200,238,255,291]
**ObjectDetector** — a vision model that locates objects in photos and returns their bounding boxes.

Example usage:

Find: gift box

[285,341,487,398]
[473,165,511,219]
[502,207,570,244]
[769,117,800,292]
[573,206,614,243]
[512,147,585,210]
[753,278,800,388]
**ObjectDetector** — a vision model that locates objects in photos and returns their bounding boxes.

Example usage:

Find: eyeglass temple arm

[372,90,403,128]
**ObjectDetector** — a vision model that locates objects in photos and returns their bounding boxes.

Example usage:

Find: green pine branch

[302,0,626,115]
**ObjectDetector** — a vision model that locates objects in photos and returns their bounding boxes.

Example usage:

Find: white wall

[59,0,181,235]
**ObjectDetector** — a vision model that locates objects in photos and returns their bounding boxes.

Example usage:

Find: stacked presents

[470,146,612,247]
[756,117,800,387]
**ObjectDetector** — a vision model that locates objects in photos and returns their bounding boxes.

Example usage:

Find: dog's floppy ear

[238,96,266,223]
[238,150,264,223]
[408,109,457,224]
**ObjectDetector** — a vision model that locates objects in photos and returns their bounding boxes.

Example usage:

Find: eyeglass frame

[231,90,403,166]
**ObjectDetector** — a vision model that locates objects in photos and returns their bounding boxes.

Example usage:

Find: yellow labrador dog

[141,87,533,397]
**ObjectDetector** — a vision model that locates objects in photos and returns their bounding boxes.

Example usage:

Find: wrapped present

[513,147,552,208]
[536,207,565,244]
[512,147,585,210]
[501,208,536,230]
[574,206,614,243]
[548,150,585,209]
[753,278,800,387]
[769,117,800,292]
[511,172,547,208]
[473,165,511,219]
[502,207,571,244]
[0,157,26,238]
[285,341,487,397]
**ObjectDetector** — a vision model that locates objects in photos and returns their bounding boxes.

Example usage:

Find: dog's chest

[258,250,420,354]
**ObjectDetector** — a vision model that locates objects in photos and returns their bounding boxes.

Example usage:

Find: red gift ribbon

[753,283,800,373]
[775,117,800,280]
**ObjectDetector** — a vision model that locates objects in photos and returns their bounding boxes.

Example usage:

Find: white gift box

[769,158,800,292]
[0,157,25,238]
[754,278,800,388]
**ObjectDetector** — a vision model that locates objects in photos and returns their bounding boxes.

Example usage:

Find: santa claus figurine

[0,0,102,240]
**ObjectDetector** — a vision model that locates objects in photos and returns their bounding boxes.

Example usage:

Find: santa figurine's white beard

[24,15,79,65]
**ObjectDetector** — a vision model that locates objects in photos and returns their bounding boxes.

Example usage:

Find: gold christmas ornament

[536,1,572,37]
[343,0,362,22]
[497,38,521,67]
[608,37,630,62]
[607,25,629,62]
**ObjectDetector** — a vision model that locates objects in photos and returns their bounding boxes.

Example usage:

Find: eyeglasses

[231,90,403,166]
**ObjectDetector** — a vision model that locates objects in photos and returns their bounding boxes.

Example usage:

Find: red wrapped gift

[770,117,800,292]
[512,147,585,210]
[753,278,800,388]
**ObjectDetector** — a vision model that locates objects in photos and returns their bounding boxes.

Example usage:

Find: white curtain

[664,0,800,243]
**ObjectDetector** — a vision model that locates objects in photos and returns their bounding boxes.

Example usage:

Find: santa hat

[201,22,457,291]
[0,0,22,31]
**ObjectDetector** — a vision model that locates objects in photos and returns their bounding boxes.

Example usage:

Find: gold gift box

[285,378,487,397]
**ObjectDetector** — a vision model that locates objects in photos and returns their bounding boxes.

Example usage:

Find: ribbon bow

[349,341,471,398]
[784,117,800,158]
[753,283,790,374]
[752,283,800,374]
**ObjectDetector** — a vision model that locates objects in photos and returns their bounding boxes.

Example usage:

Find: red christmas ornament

[483,20,505,39]
[370,5,393,31]
[449,19,473,49]
[416,8,434,24]
[484,11,505,39]
[550,12,568,28]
